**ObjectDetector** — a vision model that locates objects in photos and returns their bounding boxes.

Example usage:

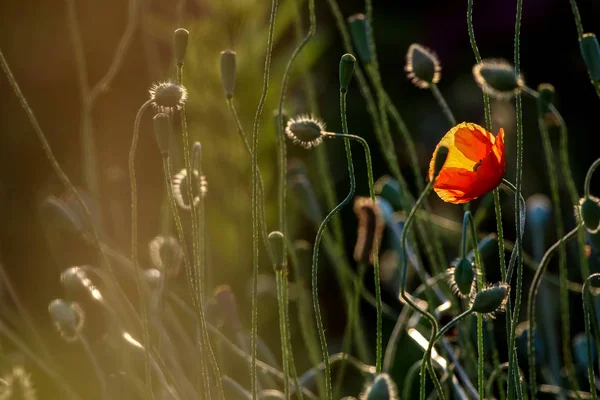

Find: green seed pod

[220,49,237,99]
[466,233,498,264]
[268,231,286,271]
[405,43,441,89]
[580,33,600,84]
[470,282,510,319]
[537,83,555,117]
[347,14,371,64]
[432,145,449,178]
[173,28,189,65]
[472,59,524,99]
[360,373,398,400]
[339,53,356,93]
[578,196,600,233]
[450,257,475,298]
[153,113,172,155]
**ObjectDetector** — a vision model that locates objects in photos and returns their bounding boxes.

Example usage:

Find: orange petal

[433,167,476,204]
[454,123,494,162]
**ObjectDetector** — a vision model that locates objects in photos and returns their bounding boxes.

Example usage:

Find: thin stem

[396,179,444,400]
[465,211,485,400]
[508,0,525,396]
[251,1,279,397]
[551,103,590,281]
[434,309,474,345]
[584,158,600,198]
[334,262,366,399]
[537,99,580,395]
[582,274,599,400]
[226,99,272,262]
[277,0,315,255]
[310,127,357,399]
[527,226,583,399]
[430,84,457,127]
[276,271,291,399]
[568,0,584,39]
[0,48,139,325]
[128,98,154,400]
[329,132,382,373]
[283,271,303,400]
[287,241,326,395]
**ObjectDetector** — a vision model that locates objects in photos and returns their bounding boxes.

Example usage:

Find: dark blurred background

[1,0,600,397]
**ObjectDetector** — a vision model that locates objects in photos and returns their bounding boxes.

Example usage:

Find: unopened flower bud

[405,43,441,89]
[449,257,475,298]
[577,196,600,233]
[347,14,371,64]
[174,28,189,65]
[220,49,237,99]
[153,113,172,155]
[472,59,524,99]
[268,231,286,271]
[353,197,384,265]
[360,373,398,400]
[339,53,356,93]
[432,145,449,179]
[470,282,510,319]
[580,33,600,84]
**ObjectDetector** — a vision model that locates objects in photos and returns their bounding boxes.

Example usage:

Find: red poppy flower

[428,122,505,204]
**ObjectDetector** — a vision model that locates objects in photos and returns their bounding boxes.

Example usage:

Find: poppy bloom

[428,122,505,204]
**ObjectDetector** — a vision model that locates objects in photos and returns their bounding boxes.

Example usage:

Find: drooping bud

[48,299,85,342]
[148,235,183,277]
[432,145,449,179]
[577,196,600,233]
[449,257,475,298]
[153,113,172,155]
[347,14,371,64]
[353,197,385,265]
[284,115,326,149]
[360,373,398,400]
[339,53,356,93]
[470,282,510,319]
[173,28,189,65]
[267,231,286,271]
[220,49,237,99]
[405,43,441,89]
[472,59,525,99]
[580,33,600,85]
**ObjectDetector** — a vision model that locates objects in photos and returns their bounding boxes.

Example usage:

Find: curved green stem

[535,92,580,396]
[508,0,525,396]
[250,0,279,397]
[430,84,457,127]
[551,104,590,282]
[396,180,444,400]
[582,274,600,400]
[568,0,584,39]
[310,118,357,398]
[527,225,583,399]
[334,262,366,399]
[328,132,382,373]
[584,158,600,198]
[128,98,154,400]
